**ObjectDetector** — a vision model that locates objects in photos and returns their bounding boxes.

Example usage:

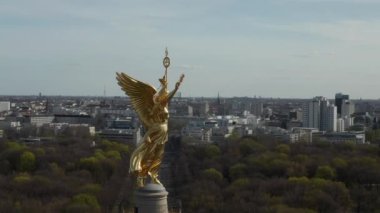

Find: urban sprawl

[0,93,379,145]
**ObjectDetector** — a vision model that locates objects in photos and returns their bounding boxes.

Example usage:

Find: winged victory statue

[116,49,184,187]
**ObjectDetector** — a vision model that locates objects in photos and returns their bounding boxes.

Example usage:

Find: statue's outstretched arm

[168,74,185,101]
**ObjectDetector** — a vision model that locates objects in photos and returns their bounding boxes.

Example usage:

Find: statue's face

[159,78,168,88]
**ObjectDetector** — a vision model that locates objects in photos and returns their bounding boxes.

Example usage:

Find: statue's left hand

[176,74,185,89]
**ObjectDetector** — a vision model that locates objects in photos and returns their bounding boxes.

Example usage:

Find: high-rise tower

[303,96,337,132]
[303,97,321,129]
[335,93,349,116]
[341,100,355,130]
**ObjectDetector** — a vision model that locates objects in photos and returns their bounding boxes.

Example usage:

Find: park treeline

[0,128,132,213]
[2,127,380,213]
[172,135,380,213]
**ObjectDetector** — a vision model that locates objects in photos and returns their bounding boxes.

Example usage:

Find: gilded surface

[116,50,184,187]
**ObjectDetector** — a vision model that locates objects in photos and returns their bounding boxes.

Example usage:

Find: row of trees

[0,135,133,213]
[2,125,380,212]
[172,136,380,212]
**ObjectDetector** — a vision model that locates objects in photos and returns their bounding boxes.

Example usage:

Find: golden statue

[116,49,184,187]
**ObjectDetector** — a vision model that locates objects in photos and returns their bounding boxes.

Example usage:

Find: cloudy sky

[1,0,380,99]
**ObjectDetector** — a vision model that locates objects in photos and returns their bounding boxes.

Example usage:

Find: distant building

[291,127,319,143]
[289,109,302,121]
[31,115,55,127]
[181,119,213,142]
[341,100,355,117]
[320,99,329,131]
[337,118,345,132]
[96,108,133,117]
[320,132,366,144]
[205,120,218,128]
[326,104,337,132]
[335,93,349,116]
[188,105,193,117]
[0,119,8,129]
[341,100,355,130]
[107,118,134,129]
[182,127,212,142]
[252,101,263,117]
[98,128,141,145]
[190,102,209,117]
[54,114,94,125]
[343,116,354,130]
[287,120,303,130]
[30,114,94,128]
[303,96,337,132]
[246,115,260,127]
[0,101,11,112]
[287,133,300,143]
[303,97,321,129]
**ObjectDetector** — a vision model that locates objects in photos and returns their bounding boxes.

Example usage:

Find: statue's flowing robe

[130,104,169,178]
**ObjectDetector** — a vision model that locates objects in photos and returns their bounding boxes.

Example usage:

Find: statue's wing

[116,72,157,126]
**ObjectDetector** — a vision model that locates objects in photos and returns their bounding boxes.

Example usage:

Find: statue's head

[159,77,168,88]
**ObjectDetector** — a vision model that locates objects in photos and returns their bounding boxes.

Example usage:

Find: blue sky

[1,0,380,98]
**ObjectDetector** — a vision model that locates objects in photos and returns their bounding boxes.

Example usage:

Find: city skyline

[1,0,380,99]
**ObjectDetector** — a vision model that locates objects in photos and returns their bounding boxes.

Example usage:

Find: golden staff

[163,48,170,82]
